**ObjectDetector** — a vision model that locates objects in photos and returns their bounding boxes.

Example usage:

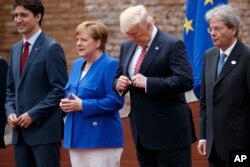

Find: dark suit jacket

[5,33,68,145]
[199,40,250,161]
[0,57,7,148]
[114,29,196,150]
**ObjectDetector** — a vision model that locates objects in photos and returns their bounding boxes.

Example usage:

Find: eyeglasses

[207,26,226,33]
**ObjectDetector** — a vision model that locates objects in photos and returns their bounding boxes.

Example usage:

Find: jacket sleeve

[83,60,125,116]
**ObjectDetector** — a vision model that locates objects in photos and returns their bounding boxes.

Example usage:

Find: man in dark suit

[5,0,68,166]
[113,4,196,167]
[197,5,250,167]
[0,56,8,148]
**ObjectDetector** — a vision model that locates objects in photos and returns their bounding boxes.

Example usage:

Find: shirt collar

[220,39,237,56]
[147,25,157,47]
[23,29,42,46]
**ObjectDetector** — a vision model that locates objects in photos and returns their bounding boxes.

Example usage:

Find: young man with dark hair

[5,0,68,166]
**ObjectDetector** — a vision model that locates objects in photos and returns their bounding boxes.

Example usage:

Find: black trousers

[136,139,192,167]
[209,144,230,167]
[14,132,61,167]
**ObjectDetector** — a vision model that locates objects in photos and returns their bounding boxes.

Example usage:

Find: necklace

[83,63,92,72]
[85,63,91,67]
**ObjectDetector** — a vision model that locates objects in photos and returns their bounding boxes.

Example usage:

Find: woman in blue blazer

[60,21,125,167]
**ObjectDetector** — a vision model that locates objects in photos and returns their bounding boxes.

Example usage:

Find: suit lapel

[208,50,219,86]
[215,41,241,84]
[124,44,137,77]
[19,33,43,83]
[139,30,161,74]
[14,42,23,81]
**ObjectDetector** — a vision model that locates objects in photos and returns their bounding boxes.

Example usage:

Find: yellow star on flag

[205,0,213,5]
[184,17,194,34]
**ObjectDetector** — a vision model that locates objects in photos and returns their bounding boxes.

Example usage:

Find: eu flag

[183,0,228,99]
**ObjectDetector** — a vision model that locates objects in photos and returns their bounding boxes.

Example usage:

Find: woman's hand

[60,93,82,112]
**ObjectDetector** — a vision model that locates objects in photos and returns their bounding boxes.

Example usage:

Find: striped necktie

[134,45,148,75]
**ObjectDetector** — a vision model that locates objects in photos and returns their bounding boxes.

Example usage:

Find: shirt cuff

[199,139,207,143]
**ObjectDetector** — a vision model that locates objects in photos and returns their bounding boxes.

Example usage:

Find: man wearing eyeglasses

[197,5,250,167]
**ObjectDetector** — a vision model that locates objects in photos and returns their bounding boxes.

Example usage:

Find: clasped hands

[116,74,146,92]
[60,93,82,112]
[8,112,32,129]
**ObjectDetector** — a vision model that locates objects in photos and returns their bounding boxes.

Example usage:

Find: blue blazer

[5,33,68,145]
[64,52,125,149]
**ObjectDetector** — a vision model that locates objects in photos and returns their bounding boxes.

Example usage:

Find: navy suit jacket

[0,57,7,148]
[114,29,196,150]
[5,33,68,145]
[200,40,250,161]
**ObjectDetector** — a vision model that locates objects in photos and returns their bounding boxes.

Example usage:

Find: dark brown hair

[13,0,44,26]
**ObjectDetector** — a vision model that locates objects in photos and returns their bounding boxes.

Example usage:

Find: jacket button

[92,122,98,126]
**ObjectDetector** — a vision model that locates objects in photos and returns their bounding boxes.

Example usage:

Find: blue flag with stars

[183,0,228,99]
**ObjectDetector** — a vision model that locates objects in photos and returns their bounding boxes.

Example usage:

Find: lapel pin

[155,46,159,50]
[231,60,236,65]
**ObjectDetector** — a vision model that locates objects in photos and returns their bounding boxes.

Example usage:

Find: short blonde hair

[75,21,108,50]
[119,5,154,34]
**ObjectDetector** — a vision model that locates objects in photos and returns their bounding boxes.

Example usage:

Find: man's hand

[197,140,207,156]
[17,112,33,128]
[116,75,132,92]
[132,73,146,88]
[7,113,18,128]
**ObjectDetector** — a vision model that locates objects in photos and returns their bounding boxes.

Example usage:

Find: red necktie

[134,45,148,75]
[20,41,30,73]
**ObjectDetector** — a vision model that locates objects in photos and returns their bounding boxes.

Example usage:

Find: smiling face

[14,6,41,39]
[76,30,101,59]
[209,18,237,51]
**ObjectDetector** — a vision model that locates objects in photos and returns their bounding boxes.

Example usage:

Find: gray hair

[119,5,154,34]
[205,4,241,35]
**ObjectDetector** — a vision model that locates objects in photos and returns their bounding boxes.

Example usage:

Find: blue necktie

[217,53,227,77]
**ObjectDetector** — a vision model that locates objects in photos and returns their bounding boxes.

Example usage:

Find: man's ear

[35,13,42,24]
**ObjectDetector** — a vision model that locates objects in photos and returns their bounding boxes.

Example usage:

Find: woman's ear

[95,39,101,49]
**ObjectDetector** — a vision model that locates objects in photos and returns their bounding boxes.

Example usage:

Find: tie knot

[220,53,227,59]
[142,45,148,51]
[24,41,30,48]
